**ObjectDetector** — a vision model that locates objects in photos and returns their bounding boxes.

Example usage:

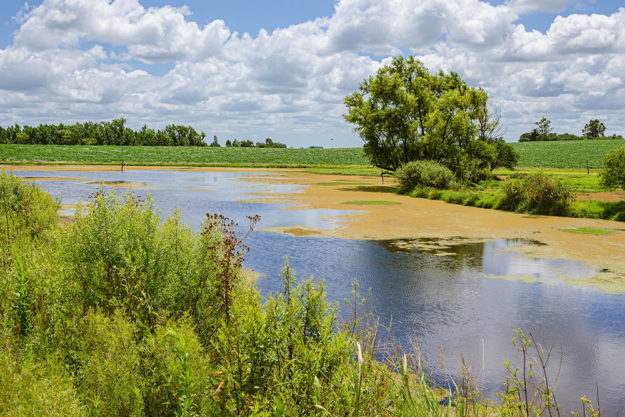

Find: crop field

[0,144,371,166]
[510,139,624,169]
[0,140,623,169]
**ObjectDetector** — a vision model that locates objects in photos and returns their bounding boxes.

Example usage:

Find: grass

[494,168,604,194]
[341,200,400,205]
[406,177,625,221]
[561,227,614,235]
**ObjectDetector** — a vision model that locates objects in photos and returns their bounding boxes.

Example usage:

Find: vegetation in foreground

[0,173,603,416]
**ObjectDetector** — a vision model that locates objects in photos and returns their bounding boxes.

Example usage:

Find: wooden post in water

[121,160,124,172]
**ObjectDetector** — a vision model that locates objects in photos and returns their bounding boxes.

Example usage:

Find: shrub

[524,173,573,215]
[600,145,625,190]
[76,311,144,417]
[0,171,59,245]
[396,160,459,191]
[0,349,84,416]
[492,139,519,170]
[142,318,213,417]
[500,173,572,215]
[500,178,526,211]
[63,188,221,332]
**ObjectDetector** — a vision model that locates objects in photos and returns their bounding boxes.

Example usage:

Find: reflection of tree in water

[377,237,487,272]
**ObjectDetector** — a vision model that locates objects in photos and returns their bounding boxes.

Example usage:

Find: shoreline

[5,164,625,294]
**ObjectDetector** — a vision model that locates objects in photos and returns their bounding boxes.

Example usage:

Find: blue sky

[0,0,624,146]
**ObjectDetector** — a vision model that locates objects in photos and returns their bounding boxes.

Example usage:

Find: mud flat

[240,170,625,294]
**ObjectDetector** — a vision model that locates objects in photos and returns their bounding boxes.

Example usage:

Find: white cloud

[0,0,624,144]
[508,0,571,14]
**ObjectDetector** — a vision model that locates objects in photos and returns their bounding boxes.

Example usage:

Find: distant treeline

[519,132,624,142]
[223,138,286,148]
[0,119,207,146]
[0,119,289,148]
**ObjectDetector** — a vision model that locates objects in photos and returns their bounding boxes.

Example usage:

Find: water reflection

[9,168,625,414]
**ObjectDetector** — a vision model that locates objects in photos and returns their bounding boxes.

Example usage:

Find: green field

[0,140,623,169]
[511,139,624,169]
[0,144,371,166]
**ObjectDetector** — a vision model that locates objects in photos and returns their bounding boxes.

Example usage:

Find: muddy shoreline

[5,164,625,293]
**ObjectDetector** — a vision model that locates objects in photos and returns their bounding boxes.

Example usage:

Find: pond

[13,167,625,415]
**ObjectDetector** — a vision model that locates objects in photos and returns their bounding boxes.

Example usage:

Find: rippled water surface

[15,168,625,414]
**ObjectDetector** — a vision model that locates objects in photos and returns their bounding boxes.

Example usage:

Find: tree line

[221,137,286,148]
[0,119,208,146]
[519,117,624,142]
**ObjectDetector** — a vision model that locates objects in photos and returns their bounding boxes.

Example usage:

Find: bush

[500,173,572,215]
[63,188,223,334]
[600,145,625,190]
[76,311,144,416]
[500,178,526,211]
[396,160,459,191]
[0,349,84,416]
[492,139,519,170]
[0,171,59,245]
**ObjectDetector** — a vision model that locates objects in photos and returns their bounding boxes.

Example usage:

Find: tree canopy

[583,119,606,138]
[343,56,513,179]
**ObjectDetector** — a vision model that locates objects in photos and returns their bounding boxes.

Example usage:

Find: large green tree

[343,56,511,178]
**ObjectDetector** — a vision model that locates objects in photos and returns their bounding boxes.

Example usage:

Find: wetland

[6,164,625,414]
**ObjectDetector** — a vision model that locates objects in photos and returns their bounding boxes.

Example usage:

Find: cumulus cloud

[0,0,624,144]
[508,0,571,14]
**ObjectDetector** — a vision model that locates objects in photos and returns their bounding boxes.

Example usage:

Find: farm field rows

[0,139,623,169]
[0,144,371,166]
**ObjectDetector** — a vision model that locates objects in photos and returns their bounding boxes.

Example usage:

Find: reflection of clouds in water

[482,240,596,283]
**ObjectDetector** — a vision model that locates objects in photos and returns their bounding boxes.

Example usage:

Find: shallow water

[14,168,625,414]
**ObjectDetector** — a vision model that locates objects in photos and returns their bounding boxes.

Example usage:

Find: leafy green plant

[599,145,625,190]
[76,311,144,417]
[0,171,59,245]
[500,173,572,215]
[396,160,459,191]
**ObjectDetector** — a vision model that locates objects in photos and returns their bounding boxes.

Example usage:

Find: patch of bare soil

[576,191,625,202]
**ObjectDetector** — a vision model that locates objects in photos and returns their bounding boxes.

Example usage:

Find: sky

[0,0,624,147]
